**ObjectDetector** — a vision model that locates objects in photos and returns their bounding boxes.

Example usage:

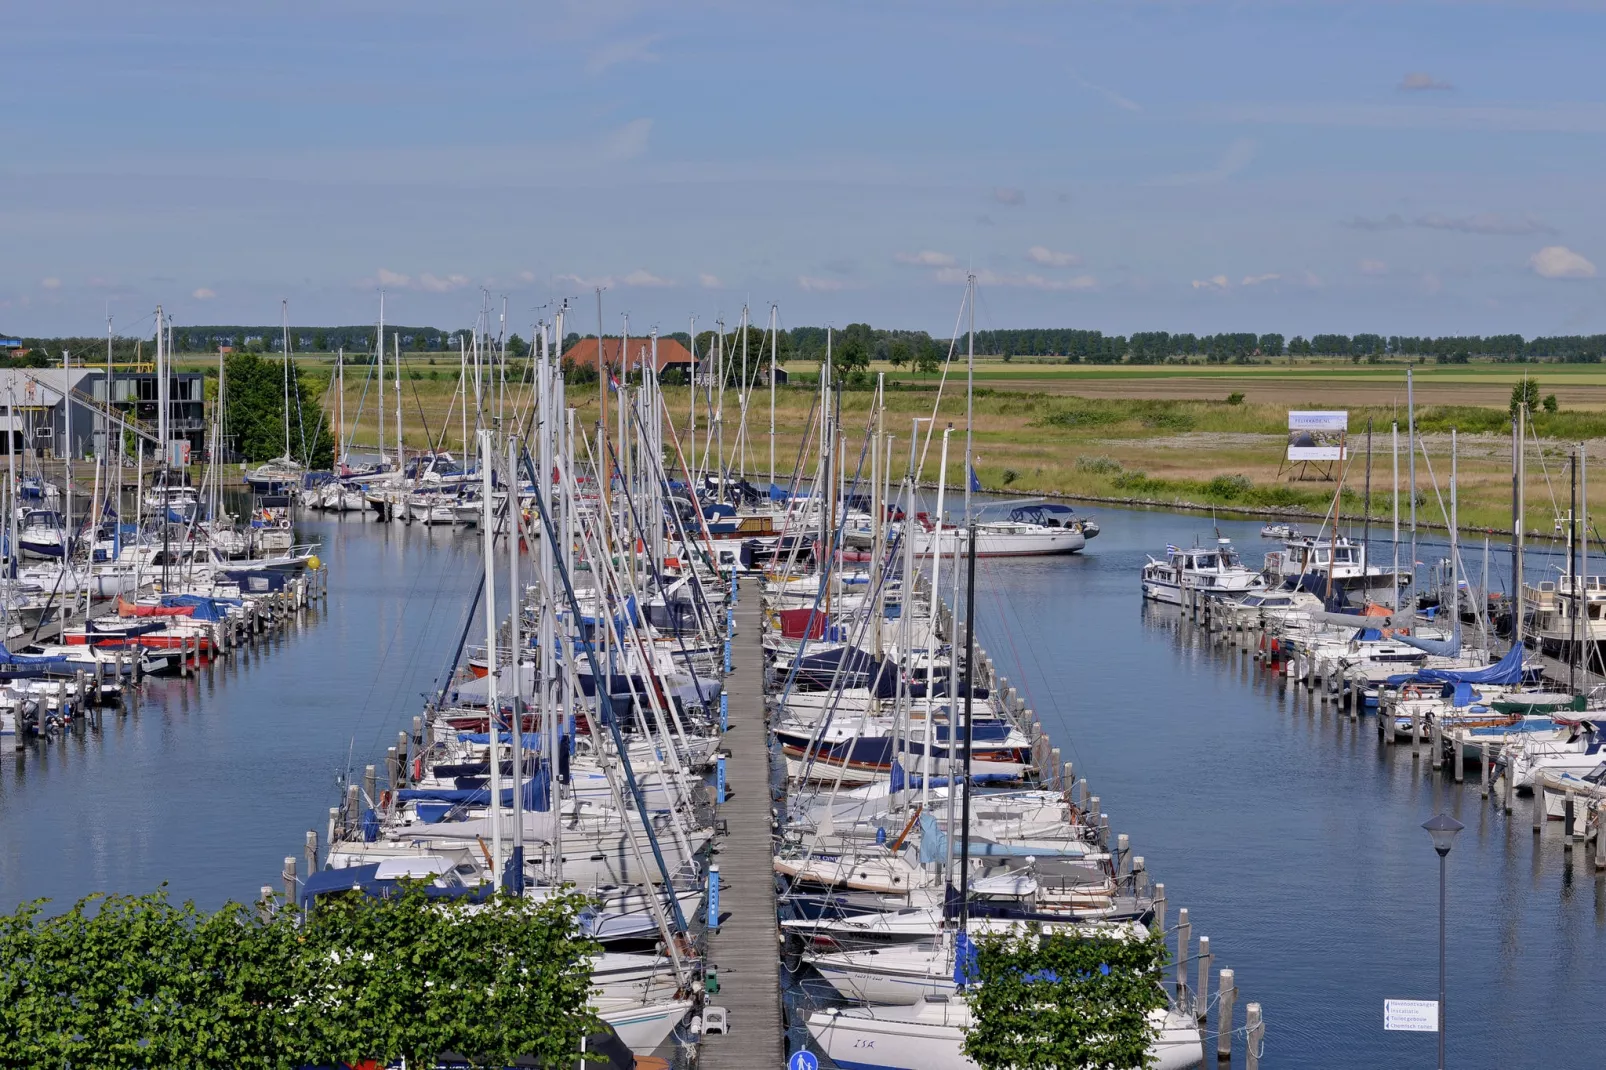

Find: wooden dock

[700,575,785,1069]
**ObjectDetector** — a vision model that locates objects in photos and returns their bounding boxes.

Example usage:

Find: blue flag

[968,465,982,493]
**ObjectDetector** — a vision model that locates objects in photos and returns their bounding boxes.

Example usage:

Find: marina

[4,302,1603,1069]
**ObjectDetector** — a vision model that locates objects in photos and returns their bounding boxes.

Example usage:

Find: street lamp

[1421,813,1463,1069]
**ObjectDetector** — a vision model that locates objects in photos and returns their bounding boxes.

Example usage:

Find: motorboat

[1142,538,1267,604]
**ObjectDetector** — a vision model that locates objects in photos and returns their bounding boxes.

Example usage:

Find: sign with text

[1383,999,1439,1032]
[1287,410,1348,461]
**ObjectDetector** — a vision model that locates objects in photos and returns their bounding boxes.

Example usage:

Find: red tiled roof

[562,337,694,373]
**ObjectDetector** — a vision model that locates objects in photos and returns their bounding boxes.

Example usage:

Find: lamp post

[1422,813,1463,1069]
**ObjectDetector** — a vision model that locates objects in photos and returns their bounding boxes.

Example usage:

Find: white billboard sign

[1287,410,1348,461]
[1383,999,1438,1032]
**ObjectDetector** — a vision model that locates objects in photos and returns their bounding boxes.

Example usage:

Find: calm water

[972,506,1606,1070]
[0,514,484,910]
[3,505,1601,1068]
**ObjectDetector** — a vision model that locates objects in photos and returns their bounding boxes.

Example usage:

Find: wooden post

[281,856,297,906]
[1117,833,1130,882]
[1049,747,1062,788]
[1534,777,1544,833]
[1217,968,1236,1060]
[1246,1003,1264,1070]
[1564,791,1576,848]
[1410,706,1421,760]
[1503,757,1514,814]
[1089,795,1101,827]
[363,764,376,809]
[1454,731,1465,783]
[1175,908,1190,1003]
[305,830,318,876]
[258,886,275,921]
[1595,801,1606,870]
[1480,741,1491,798]
[1153,882,1166,933]
[1133,856,1148,895]
[327,806,340,846]
[1196,936,1212,1022]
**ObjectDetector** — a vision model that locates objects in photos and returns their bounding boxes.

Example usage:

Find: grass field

[181,352,1606,534]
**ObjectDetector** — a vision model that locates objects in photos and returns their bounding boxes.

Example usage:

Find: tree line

[13,323,1606,373]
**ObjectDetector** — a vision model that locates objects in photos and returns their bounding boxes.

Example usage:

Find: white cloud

[517,270,537,284]
[191,287,216,300]
[40,277,61,290]
[418,273,471,293]
[936,267,1096,292]
[556,273,614,290]
[1191,275,1230,291]
[1026,245,1080,268]
[1152,137,1256,186]
[622,269,672,287]
[1530,245,1596,279]
[377,268,411,288]
[1240,273,1281,286]
[585,35,660,76]
[797,275,843,292]
[992,187,1025,206]
[698,273,722,289]
[599,118,652,162]
[1399,72,1453,92]
[1358,259,1389,275]
[895,250,957,267]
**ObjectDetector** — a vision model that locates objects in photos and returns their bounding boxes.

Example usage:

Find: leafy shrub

[1075,455,1123,474]
[1038,405,1120,429]
[1002,468,1018,485]
[1225,392,1245,406]
[1205,474,1253,500]
[1139,406,1194,431]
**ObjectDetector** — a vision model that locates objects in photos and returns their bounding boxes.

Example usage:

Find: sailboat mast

[481,427,503,888]
[336,348,345,468]
[377,292,386,469]
[1513,406,1526,648]
[1407,366,1416,594]
[769,305,778,492]
[958,273,978,930]
[394,333,403,473]
[281,301,291,461]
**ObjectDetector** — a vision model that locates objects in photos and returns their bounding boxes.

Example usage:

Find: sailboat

[244,302,307,494]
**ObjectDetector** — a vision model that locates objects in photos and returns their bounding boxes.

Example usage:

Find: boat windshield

[1585,762,1606,786]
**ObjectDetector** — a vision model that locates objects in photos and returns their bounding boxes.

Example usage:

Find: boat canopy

[1417,643,1524,686]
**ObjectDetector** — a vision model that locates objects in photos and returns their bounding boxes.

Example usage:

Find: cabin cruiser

[1142,538,1267,604]
[911,501,1095,558]
[1264,533,1406,599]
[1523,574,1606,660]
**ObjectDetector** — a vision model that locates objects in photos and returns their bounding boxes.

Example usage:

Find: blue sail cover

[1417,642,1523,686]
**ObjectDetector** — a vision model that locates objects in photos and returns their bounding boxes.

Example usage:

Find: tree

[1543,393,1559,413]
[888,337,911,368]
[1257,333,1284,358]
[223,351,335,467]
[963,929,1170,1070]
[913,337,945,376]
[1509,378,1541,419]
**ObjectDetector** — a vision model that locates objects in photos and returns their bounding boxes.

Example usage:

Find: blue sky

[8,0,1606,341]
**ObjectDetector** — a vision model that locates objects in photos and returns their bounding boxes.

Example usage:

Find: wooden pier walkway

[701,574,785,1068]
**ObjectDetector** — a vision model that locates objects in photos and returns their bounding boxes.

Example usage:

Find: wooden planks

[700,575,786,1069]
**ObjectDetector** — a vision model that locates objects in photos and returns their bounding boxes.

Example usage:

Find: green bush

[1075,455,1123,474]
[1205,474,1253,500]
[1139,406,1194,431]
